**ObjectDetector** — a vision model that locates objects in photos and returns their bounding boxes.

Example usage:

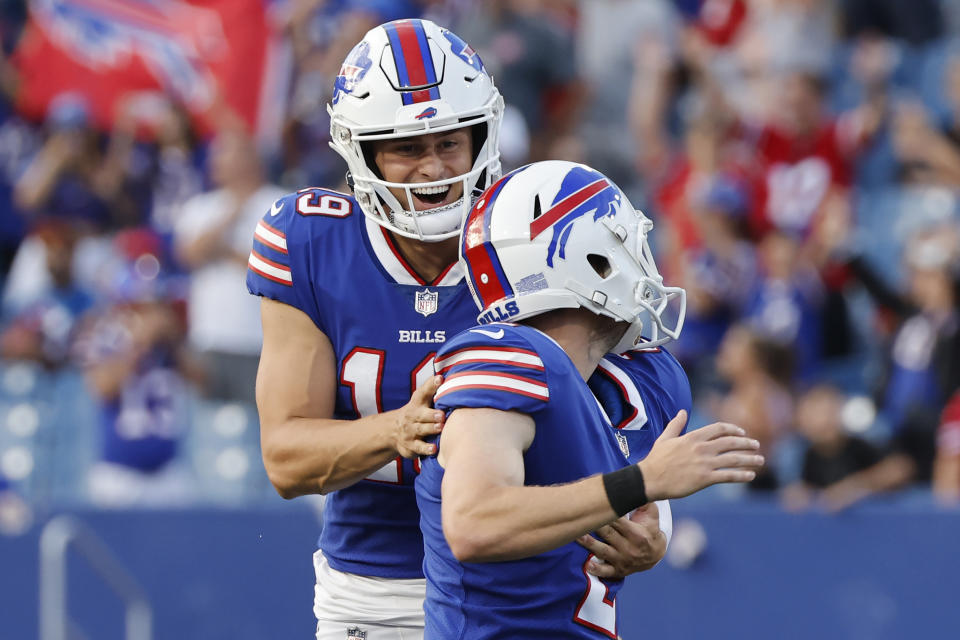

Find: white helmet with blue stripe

[328,19,504,241]
[460,160,686,352]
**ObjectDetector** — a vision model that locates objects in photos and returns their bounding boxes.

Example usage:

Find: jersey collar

[364,216,464,286]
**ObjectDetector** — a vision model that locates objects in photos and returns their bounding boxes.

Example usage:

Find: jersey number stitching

[573,554,617,638]
[340,349,436,484]
[297,192,353,217]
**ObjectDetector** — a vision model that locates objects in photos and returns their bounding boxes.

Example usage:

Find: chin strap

[389,194,469,240]
[422,196,466,216]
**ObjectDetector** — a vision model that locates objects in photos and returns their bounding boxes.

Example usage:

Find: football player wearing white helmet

[416,161,764,636]
[249,19,680,640]
[327,19,503,242]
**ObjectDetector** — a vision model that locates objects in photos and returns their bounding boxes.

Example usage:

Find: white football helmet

[460,160,686,351]
[328,19,504,241]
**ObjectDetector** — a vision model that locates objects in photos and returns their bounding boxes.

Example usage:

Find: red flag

[12,0,287,140]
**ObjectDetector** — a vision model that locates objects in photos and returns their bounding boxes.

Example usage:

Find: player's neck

[388,232,460,283]
[525,309,616,381]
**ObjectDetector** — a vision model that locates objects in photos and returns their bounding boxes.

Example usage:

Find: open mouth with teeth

[411,184,452,207]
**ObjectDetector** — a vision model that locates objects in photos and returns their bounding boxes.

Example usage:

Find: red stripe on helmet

[394,20,430,88]
[529,178,610,239]
[463,243,509,308]
[408,89,433,103]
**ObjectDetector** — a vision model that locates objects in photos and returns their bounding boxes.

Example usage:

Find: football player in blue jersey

[248,19,680,639]
[579,345,696,567]
[416,160,764,638]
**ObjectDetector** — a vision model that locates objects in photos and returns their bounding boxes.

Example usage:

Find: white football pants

[313,550,425,640]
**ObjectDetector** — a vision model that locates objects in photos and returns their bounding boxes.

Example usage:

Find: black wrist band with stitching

[602,465,648,517]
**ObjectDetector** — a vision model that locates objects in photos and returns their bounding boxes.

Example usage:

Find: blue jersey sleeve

[246,188,359,332]
[246,192,297,301]
[433,326,550,416]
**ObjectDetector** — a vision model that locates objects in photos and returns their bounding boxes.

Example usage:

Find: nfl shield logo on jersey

[415,288,439,317]
[346,627,366,640]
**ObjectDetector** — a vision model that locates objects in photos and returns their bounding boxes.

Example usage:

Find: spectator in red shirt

[744,70,884,359]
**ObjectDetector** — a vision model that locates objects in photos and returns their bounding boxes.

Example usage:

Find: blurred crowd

[1,0,960,514]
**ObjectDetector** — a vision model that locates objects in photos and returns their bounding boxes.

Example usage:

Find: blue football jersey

[246,188,478,578]
[588,347,692,465]
[417,323,632,639]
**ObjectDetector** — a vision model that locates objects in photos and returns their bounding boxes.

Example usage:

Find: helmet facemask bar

[624,276,687,350]
[360,144,500,241]
[613,215,686,351]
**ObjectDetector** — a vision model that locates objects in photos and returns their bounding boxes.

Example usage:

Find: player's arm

[256,297,443,498]
[440,408,762,563]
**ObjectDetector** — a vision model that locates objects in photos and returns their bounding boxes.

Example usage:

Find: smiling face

[371,128,474,211]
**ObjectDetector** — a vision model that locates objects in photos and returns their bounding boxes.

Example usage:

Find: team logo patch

[516,272,548,294]
[415,106,438,119]
[346,627,366,640]
[415,288,439,317]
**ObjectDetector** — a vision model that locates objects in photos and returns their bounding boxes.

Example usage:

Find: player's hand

[639,410,764,501]
[392,374,445,458]
[576,503,666,578]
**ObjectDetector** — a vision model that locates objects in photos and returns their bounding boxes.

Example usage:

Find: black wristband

[602,465,648,517]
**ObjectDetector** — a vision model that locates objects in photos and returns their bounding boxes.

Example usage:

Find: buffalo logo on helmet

[333,41,373,104]
[530,166,622,267]
[442,29,484,72]
[415,106,438,120]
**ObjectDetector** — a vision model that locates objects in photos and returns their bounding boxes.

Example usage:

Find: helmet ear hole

[587,253,612,278]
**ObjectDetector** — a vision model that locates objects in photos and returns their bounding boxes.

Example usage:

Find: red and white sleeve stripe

[248,249,292,286]
[435,370,549,402]
[254,220,288,254]
[433,347,544,376]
